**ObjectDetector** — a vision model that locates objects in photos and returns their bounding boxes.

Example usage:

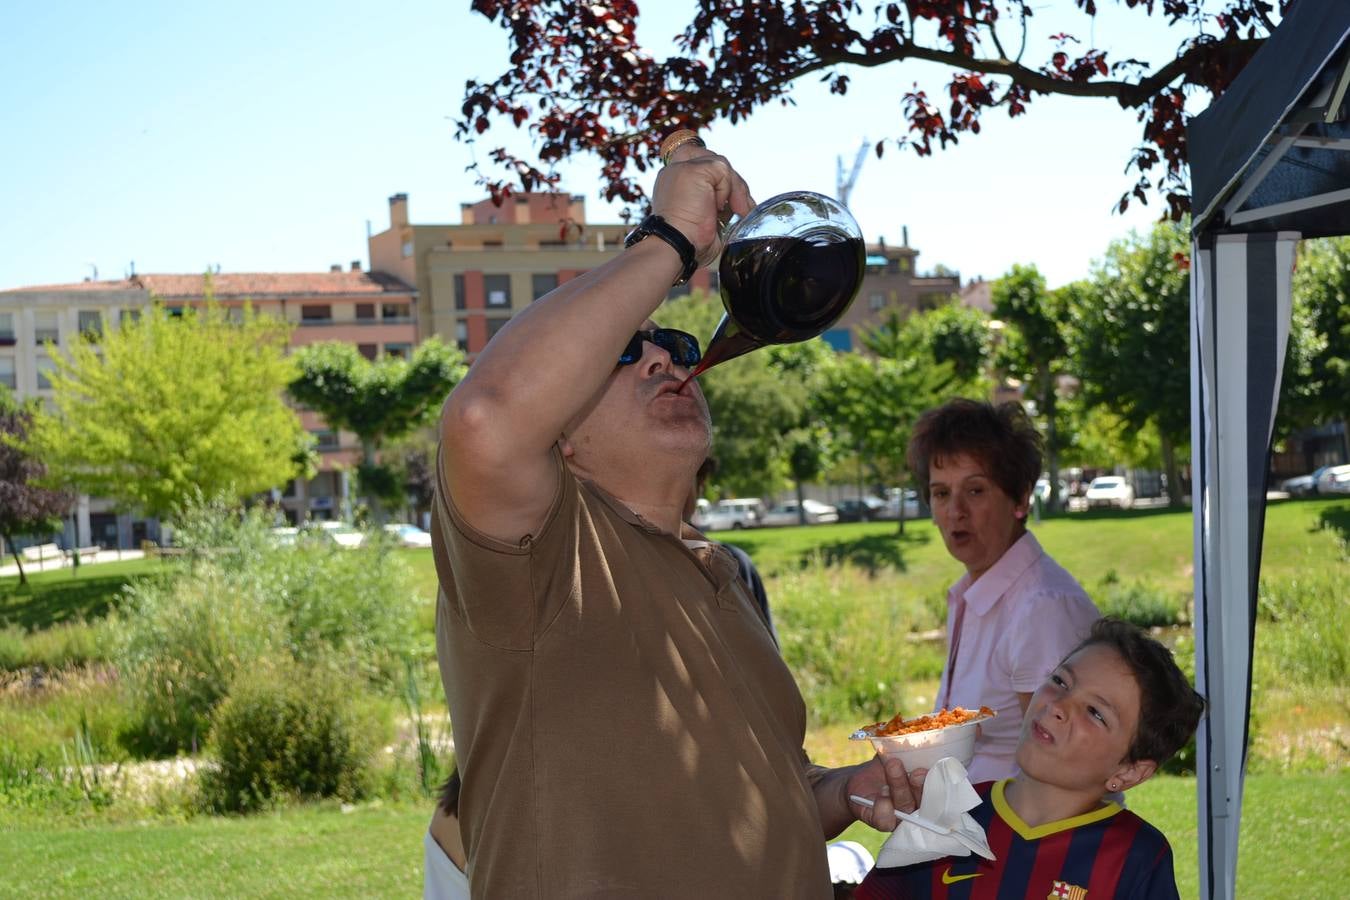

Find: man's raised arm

[439,143,752,542]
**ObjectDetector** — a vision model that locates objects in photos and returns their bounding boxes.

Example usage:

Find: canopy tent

[1187,2,1350,896]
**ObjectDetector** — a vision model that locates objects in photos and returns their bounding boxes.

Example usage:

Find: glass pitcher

[686,191,865,381]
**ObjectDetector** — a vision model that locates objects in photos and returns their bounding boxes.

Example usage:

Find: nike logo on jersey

[942,867,982,884]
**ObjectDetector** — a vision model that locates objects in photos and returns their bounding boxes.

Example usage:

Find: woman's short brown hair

[906,398,1042,505]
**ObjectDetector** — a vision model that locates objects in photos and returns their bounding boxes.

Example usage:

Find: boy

[856,617,1205,899]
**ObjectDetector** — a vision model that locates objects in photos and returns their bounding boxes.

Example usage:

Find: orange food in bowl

[862,705,995,737]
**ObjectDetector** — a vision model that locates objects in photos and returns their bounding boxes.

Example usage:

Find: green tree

[0,387,74,586]
[769,340,842,523]
[289,338,466,519]
[815,350,945,532]
[991,265,1073,512]
[1069,220,1191,507]
[24,296,305,520]
[1285,237,1350,434]
[863,304,992,399]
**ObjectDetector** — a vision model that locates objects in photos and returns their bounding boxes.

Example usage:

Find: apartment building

[823,237,963,351]
[0,268,417,545]
[367,192,716,355]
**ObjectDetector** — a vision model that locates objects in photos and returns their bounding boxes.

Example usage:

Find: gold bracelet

[660,129,706,166]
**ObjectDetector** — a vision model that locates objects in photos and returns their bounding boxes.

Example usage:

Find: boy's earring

[1109,781,1119,791]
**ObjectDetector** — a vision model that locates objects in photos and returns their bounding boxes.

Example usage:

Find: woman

[907,398,1099,783]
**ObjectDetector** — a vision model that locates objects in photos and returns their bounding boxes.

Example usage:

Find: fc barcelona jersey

[855,780,1180,900]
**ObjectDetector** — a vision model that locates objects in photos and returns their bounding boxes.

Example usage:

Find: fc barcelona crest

[1048,882,1087,900]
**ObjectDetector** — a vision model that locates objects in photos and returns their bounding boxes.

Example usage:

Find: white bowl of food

[849,706,995,771]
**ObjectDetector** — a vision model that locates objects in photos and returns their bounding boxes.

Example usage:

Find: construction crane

[836,138,869,208]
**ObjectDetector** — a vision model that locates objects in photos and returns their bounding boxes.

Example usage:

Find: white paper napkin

[875,757,995,868]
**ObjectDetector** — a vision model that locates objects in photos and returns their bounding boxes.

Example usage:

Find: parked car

[1280,468,1324,496]
[315,520,365,548]
[269,526,300,546]
[1317,463,1350,494]
[694,498,765,531]
[1035,477,1070,507]
[760,499,840,527]
[836,496,887,522]
[383,522,432,548]
[878,488,924,520]
[1084,476,1135,510]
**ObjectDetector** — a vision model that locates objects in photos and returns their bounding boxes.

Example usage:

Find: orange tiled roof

[1,271,414,298]
[135,271,413,298]
[1,279,142,293]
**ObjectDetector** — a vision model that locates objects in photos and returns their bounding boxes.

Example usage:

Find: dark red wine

[719,231,865,341]
[680,231,865,388]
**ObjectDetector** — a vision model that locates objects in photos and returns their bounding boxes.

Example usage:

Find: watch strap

[624,214,697,286]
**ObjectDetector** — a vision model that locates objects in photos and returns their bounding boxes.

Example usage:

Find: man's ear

[1108,758,1158,793]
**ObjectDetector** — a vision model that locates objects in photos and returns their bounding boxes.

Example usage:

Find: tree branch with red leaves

[456,0,1290,219]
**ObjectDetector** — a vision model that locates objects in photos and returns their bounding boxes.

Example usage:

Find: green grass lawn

[0,559,163,629]
[3,773,1344,898]
[1,500,1344,897]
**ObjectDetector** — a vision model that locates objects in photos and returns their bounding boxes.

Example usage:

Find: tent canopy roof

[1189,0,1350,238]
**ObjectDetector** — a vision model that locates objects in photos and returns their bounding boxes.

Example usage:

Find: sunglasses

[618,328,702,368]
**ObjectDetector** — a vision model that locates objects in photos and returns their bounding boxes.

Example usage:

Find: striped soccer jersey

[855,780,1180,900]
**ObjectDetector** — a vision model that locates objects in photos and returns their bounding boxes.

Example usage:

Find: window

[486,318,510,341]
[120,308,141,326]
[301,305,331,322]
[455,321,468,352]
[454,275,467,311]
[531,274,558,301]
[382,303,410,321]
[483,240,503,250]
[0,356,14,390]
[357,343,378,361]
[33,311,59,345]
[869,293,885,311]
[401,240,414,258]
[311,430,340,452]
[384,342,412,360]
[355,303,376,320]
[36,356,56,389]
[0,313,14,345]
[484,275,511,308]
[165,306,185,318]
[78,310,103,340]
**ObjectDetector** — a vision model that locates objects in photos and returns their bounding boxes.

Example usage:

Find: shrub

[200,659,384,813]
[1097,579,1186,628]
[773,559,945,726]
[113,499,419,757]
[0,620,110,672]
[0,714,117,812]
[0,626,23,671]
[115,567,284,757]
[1255,571,1348,686]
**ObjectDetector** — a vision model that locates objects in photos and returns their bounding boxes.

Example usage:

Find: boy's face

[1015,643,1156,795]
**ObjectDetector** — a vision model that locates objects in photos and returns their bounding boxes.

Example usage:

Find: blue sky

[1,1,1208,292]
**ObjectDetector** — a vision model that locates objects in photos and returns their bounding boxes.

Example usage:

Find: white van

[693,498,765,531]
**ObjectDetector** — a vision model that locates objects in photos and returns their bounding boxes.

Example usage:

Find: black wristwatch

[624,214,697,286]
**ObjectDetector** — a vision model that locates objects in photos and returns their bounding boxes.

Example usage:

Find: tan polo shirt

[432,448,831,898]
